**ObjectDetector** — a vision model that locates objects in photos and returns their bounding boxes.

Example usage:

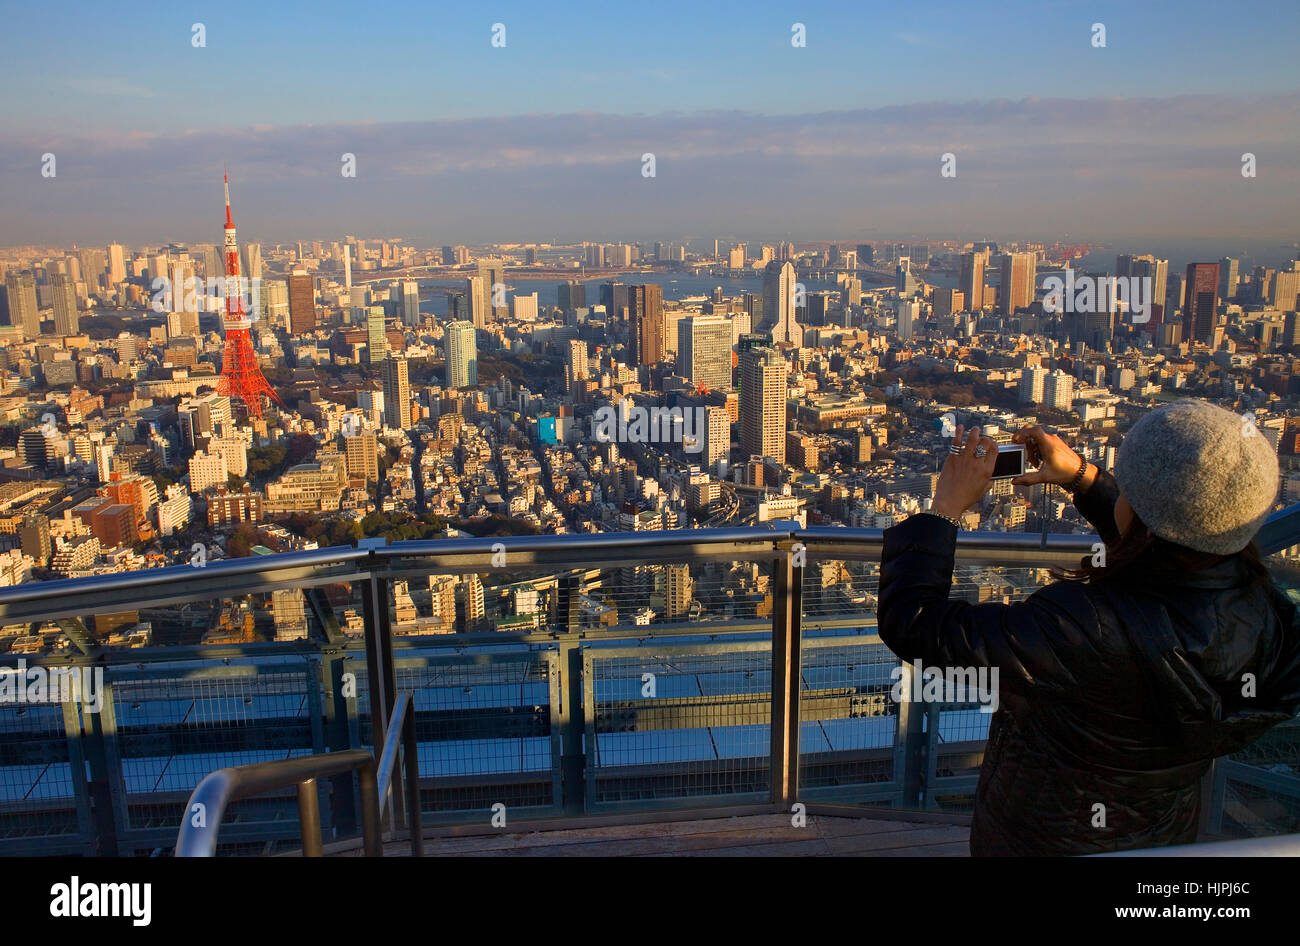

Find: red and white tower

[218,171,280,418]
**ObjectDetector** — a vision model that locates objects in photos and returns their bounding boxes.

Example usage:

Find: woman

[878,399,1300,856]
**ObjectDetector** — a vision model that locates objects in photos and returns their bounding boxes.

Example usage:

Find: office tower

[932,288,963,318]
[677,314,733,392]
[50,273,78,336]
[1183,263,1221,343]
[600,281,629,324]
[513,292,539,321]
[759,260,802,347]
[558,280,586,312]
[896,299,919,341]
[702,405,730,467]
[566,339,589,393]
[740,346,787,462]
[445,320,478,389]
[1019,366,1047,404]
[997,252,1036,314]
[896,257,918,296]
[729,244,746,269]
[241,241,262,286]
[1120,255,1169,328]
[344,431,379,482]
[477,258,506,322]
[382,356,412,428]
[5,272,39,340]
[842,278,862,307]
[398,279,420,326]
[19,514,51,565]
[959,252,987,312]
[342,244,352,289]
[1270,268,1300,311]
[628,284,664,366]
[366,308,387,364]
[1219,258,1239,302]
[465,274,489,329]
[287,269,317,334]
[106,244,126,285]
[807,292,835,326]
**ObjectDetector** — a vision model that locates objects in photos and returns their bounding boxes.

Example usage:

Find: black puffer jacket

[878,470,1300,856]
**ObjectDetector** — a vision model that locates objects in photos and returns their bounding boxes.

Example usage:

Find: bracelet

[922,511,962,528]
[1066,457,1089,493]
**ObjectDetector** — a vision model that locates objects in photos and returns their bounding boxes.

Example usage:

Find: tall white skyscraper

[446,321,478,389]
[50,273,78,336]
[759,260,802,347]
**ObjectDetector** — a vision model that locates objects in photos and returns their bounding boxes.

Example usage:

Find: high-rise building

[740,346,787,462]
[759,260,802,347]
[465,274,489,329]
[959,252,987,312]
[1183,263,1221,343]
[703,405,730,467]
[677,314,733,392]
[382,356,412,429]
[896,299,919,342]
[629,284,664,366]
[666,563,693,620]
[1043,370,1074,410]
[445,321,478,389]
[600,281,629,325]
[4,271,39,339]
[1219,258,1239,302]
[399,280,420,327]
[106,244,127,285]
[513,292,539,321]
[50,273,79,336]
[997,252,1036,314]
[1270,267,1300,311]
[558,280,586,312]
[1019,366,1047,405]
[288,269,317,334]
[344,431,379,482]
[1117,254,1169,328]
[366,308,387,364]
[566,339,589,394]
[477,258,506,322]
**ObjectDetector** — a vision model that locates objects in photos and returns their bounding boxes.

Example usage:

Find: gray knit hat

[1114,399,1279,555]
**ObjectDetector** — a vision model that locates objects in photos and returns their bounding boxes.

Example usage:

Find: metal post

[359,566,403,832]
[402,700,423,856]
[357,763,382,857]
[896,662,927,808]
[769,544,803,805]
[297,778,322,857]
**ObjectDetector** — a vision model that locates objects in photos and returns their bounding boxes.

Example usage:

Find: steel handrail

[1091,832,1300,857]
[175,691,418,857]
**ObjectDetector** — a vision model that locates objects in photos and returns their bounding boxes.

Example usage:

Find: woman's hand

[931,425,998,518]
[1010,425,1095,491]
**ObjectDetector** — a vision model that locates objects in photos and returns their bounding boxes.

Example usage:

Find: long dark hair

[1055,512,1268,585]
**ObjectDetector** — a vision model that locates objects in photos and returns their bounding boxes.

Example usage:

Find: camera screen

[993,447,1025,479]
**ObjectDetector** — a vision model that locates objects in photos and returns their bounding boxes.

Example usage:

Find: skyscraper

[106,244,127,285]
[959,251,987,312]
[445,321,478,389]
[465,275,489,329]
[600,281,629,325]
[558,280,586,312]
[287,269,317,334]
[399,279,421,326]
[1117,254,1169,329]
[740,346,787,463]
[677,314,733,392]
[366,308,387,364]
[759,260,802,347]
[1219,257,1239,302]
[566,339,589,394]
[997,252,1036,314]
[477,258,506,322]
[382,356,412,429]
[50,272,78,336]
[1183,263,1221,343]
[629,284,664,366]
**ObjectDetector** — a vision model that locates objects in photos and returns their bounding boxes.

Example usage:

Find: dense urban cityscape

[1,190,1299,650]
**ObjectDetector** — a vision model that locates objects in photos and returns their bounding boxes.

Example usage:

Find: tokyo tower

[218,171,281,418]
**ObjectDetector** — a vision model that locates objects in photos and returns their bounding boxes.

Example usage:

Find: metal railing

[0,510,1295,856]
[174,691,421,857]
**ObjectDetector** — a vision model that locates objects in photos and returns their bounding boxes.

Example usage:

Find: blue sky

[1,0,1297,247]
